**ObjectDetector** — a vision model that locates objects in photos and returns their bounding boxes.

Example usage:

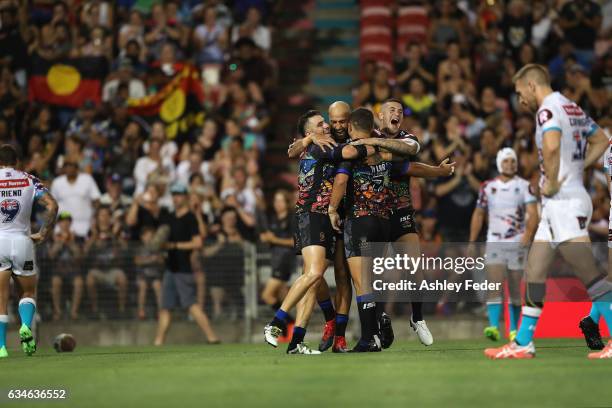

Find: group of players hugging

[263,63,612,359]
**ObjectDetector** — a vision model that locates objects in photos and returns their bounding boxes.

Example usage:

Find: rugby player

[579,140,612,358]
[264,110,381,354]
[352,98,454,348]
[485,64,611,359]
[287,101,354,352]
[468,147,538,342]
[0,145,58,358]
[329,108,420,351]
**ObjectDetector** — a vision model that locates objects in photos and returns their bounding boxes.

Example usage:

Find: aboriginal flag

[128,64,205,141]
[28,53,108,108]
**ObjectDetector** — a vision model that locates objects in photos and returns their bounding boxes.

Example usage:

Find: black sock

[271,303,294,323]
[411,301,423,321]
[335,314,349,337]
[357,295,376,343]
[318,298,336,322]
[375,301,386,321]
[270,309,289,330]
[288,326,306,350]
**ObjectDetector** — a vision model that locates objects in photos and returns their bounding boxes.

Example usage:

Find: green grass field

[0,339,610,408]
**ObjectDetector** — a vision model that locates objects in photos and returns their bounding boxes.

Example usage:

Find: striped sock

[515,306,542,346]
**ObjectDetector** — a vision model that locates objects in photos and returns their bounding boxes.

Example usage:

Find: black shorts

[270,252,296,282]
[294,212,335,261]
[389,207,417,242]
[344,216,390,258]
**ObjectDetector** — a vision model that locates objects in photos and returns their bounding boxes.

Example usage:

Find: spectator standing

[50,160,101,238]
[134,226,164,320]
[154,183,219,345]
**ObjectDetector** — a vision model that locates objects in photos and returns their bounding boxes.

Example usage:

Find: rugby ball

[53,333,76,352]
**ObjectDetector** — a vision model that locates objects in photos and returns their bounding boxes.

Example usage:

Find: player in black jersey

[287,101,355,353]
[264,110,380,354]
[354,98,455,348]
[329,108,420,351]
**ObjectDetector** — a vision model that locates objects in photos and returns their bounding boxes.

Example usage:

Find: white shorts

[0,235,37,276]
[485,242,526,271]
[534,191,592,246]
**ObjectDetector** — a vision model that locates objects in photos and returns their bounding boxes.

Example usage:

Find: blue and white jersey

[535,91,599,202]
[0,168,48,236]
[476,176,536,242]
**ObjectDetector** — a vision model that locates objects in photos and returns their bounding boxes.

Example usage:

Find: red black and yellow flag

[128,64,205,141]
[28,54,108,108]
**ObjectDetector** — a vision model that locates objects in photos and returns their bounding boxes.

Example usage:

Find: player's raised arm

[287,133,337,158]
[405,159,456,178]
[583,127,608,169]
[541,129,562,197]
[31,191,59,244]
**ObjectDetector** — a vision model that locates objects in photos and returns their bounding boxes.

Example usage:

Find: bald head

[328,101,351,142]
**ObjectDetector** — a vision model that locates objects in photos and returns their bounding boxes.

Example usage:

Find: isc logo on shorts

[400,215,413,227]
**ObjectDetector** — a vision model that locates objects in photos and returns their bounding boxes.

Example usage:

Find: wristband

[353,144,368,159]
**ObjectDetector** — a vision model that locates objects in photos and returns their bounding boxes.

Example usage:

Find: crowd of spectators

[1,0,611,322]
[356,0,611,244]
[0,0,277,321]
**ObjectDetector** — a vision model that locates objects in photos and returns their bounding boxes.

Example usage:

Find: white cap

[496,147,517,174]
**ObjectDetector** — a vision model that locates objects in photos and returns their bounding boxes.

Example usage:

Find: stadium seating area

[0,0,610,324]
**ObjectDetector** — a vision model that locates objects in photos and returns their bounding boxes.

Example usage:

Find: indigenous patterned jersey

[0,168,48,235]
[535,91,599,202]
[338,155,392,219]
[387,129,419,211]
[476,176,536,242]
[295,144,347,215]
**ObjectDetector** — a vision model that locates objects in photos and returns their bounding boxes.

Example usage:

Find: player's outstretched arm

[584,128,608,169]
[351,137,420,157]
[405,159,456,178]
[31,192,59,244]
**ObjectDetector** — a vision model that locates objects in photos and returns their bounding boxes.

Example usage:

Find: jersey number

[572,131,587,161]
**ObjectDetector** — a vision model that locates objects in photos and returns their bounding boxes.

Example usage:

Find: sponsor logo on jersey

[577,216,587,230]
[537,109,553,126]
[562,104,584,116]
[0,179,29,189]
[0,198,20,222]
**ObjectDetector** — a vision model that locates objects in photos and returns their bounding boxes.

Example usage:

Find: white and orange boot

[484,341,535,359]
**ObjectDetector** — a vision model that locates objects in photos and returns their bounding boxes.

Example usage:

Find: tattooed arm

[351,137,420,157]
[31,192,59,244]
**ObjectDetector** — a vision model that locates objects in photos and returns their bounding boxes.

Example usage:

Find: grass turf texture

[0,339,609,408]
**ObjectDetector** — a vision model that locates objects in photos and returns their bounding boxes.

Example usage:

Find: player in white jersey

[578,139,612,358]
[469,148,538,342]
[0,145,58,358]
[485,64,612,359]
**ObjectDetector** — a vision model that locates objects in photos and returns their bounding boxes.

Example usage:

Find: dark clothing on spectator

[161,211,199,273]
[131,206,170,239]
[501,14,532,58]
[560,0,601,50]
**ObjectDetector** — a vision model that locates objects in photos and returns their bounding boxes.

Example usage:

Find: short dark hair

[349,108,374,132]
[297,110,321,137]
[382,98,404,109]
[0,144,18,166]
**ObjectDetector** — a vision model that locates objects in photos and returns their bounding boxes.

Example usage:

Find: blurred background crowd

[0,0,610,323]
